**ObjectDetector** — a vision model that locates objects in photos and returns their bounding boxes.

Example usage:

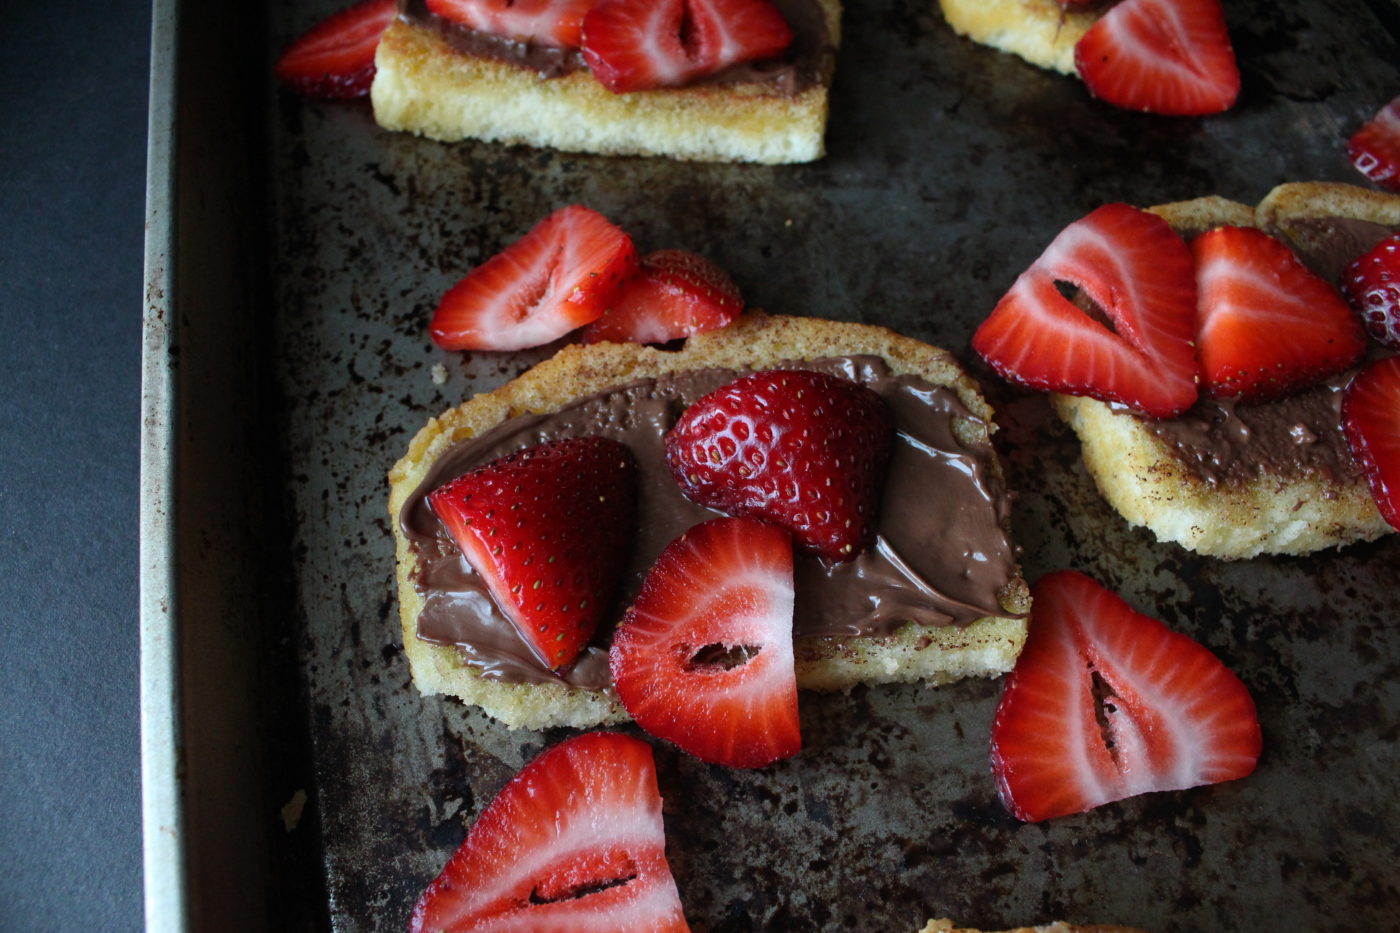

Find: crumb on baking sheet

[431,363,448,386]
[281,789,308,832]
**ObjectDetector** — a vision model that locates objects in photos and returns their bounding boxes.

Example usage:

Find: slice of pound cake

[936,0,1096,76]
[370,0,840,163]
[937,0,1240,116]
[975,182,1399,559]
[389,313,1031,730]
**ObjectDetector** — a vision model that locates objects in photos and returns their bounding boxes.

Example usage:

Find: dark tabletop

[0,0,148,930]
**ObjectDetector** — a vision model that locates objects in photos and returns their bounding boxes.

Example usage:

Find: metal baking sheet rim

[141,0,187,928]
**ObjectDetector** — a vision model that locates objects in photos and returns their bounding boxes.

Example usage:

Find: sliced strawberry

[579,250,744,345]
[581,0,793,94]
[431,206,639,352]
[274,0,397,99]
[426,437,638,670]
[1343,357,1400,531]
[411,732,691,933]
[664,370,893,562]
[1341,232,1400,350]
[426,0,592,48]
[1347,96,1400,193]
[1073,0,1239,116]
[610,517,799,769]
[990,570,1261,823]
[1193,226,1367,401]
[971,203,1200,418]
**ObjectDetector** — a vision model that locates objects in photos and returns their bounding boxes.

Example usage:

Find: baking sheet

[148,0,1400,928]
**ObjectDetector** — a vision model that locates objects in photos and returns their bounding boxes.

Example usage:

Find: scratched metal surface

[254,0,1400,929]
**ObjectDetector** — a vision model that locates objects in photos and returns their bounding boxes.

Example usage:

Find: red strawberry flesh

[1343,356,1400,530]
[1193,226,1366,401]
[664,369,893,562]
[1341,232,1400,350]
[609,517,800,769]
[581,0,793,93]
[426,0,593,48]
[971,203,1200,418]
[991,570,1261,823]
[426,436,638,670]
[580,249,744,345]
[1347,96,1400,193]
[274,0,397,99]
[410,731,690,933]
[431,205,638,352]
[1073,0,1239,116]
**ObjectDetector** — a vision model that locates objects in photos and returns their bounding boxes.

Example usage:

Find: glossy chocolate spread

[401,357,1021,690]
[397,0,833,93]
[1134,376,1358,487]
[1131,217,1395,486]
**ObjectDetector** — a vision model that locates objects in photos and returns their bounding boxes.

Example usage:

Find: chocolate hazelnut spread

[1268,216,1393,285]
[400,357,1021,690]
[397,0,833,94]
[1128,217,1395,486]
[1134,376,1359,487]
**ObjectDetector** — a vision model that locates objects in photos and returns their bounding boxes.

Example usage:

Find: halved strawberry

[410,732,691,933]
[971,203,1200,418]
[431,206,639,351]
[991,570,1261,823]
[274,0,397,99]
[610,517,799,769]
[1341,232,1400,351]
[1193,226,1367,401]
[426,0,592,48]
[579,250,744,345]
[426,437,638,670]
[1343,357,1400,531]
[1347,96,1400,193]
[1073,0,1240,116]
[581,0,793,93]
[664,370,893,562]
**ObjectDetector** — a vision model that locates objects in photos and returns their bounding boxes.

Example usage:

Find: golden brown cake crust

[370,4,839,164]
[936,0,1097,76]
[1257,181,1400,229]
[1053,183,1396,559]
[389,313,1031,730]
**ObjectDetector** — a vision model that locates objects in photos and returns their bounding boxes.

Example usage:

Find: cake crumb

[431,363,448,386]
[281,789,308,832]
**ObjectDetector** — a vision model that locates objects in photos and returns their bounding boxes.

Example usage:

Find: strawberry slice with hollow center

[990,570,1262,823]
[581,0,793,93]
[410,732,691,933]
[971,203,1200,418]
[431,205,638,352]
[664,370,893,562]
[1193,226,1366,402]
[610,517,800,769]
[1074,0,1239,116]
[1343,357,1400,531]
[1347,96,1400,193]
[274,0,398,99]
[426,0,593,48]
[427,437,638,671]
[580,249,744,345]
